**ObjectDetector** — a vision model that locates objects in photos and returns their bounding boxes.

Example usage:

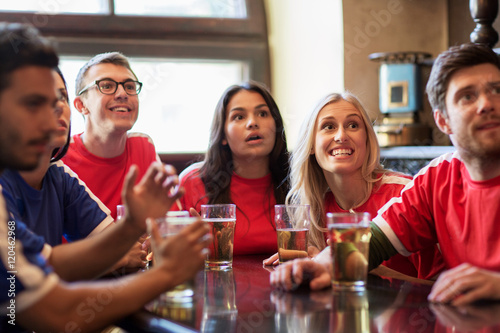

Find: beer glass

[275,205,310,264]
[201,204,236,270]
[327,212,371,291]
[156,215,200,302]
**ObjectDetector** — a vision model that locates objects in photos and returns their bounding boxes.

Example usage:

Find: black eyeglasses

[78,79,143,96]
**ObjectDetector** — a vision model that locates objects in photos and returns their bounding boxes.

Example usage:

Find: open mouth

[330,148,353,156]
[246,135,262,142]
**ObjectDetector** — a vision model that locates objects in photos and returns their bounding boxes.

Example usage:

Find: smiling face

[222,90,277,165]
[76,63,139,135]
[313,100,367,177]
[52,71,71,149]
[439,63,500,160]
[0,66,57,171]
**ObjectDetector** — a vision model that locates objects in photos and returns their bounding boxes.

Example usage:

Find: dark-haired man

[0,23,208,332]
[270,43,500,306]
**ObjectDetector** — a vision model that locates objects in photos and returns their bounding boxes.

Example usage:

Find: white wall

[264,0,344,150]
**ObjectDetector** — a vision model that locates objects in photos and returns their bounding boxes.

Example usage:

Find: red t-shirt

[325,173,445,280]
[178,165,278,256]
[375,152,500,271]
[62,132,159,219]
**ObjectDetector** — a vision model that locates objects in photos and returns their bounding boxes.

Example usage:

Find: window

[0,0,268,153]
[0,0,246,17]
[115,0,247,18]
[0,1,108,14]
[60,56,246,152]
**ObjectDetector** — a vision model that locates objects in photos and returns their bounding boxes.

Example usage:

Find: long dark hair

[50,67,71,162]
[193,81,290,226]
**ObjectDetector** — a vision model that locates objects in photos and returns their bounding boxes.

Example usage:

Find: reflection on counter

[201,269,238,333]
[271,288,332,332]
[146,292,197,328]
[129,256,500,333]
[331,290,370,333]
[431,302,500,332]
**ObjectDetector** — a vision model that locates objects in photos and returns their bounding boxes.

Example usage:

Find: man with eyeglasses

[0,23,209,332]
[63,52,160,219]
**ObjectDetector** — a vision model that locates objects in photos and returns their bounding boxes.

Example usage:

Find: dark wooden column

[470,0,499,47]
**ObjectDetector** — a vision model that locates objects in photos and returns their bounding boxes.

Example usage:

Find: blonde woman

[265,92,443,280]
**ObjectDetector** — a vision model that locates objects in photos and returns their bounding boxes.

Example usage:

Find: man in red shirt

[63,52,160,219]
[270,43,500,306]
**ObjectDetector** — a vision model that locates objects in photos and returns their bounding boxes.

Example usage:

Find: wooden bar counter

[116,255,500,332]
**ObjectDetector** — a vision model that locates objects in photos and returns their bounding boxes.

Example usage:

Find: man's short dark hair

[75,52,137,96]
[426,43,500,116]
[0,22,59,94]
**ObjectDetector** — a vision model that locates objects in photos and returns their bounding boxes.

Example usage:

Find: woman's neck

[232,156,270,179]
[324,170,368,211]
[18,152,51,190]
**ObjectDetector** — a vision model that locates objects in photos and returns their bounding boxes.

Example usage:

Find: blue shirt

[0,188,58,331]
[0,161,113,246]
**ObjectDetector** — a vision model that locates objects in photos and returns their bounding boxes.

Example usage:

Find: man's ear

[434,109,453,135]
[74,97,89,115]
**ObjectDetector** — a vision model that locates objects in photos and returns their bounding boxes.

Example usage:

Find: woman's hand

[263,246,322,266]
[263,253,280,266]
[270,258,332,291]
[189,207,200,218]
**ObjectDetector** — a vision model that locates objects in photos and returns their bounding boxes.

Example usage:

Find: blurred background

[0,0,491,156]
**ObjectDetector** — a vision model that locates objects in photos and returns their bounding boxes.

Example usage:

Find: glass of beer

[275,205,310,264]
[156,215,200,302]
[201,204,236,270]
[327,212,371,291]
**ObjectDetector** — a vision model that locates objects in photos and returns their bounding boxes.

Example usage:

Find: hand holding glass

[275,205,310,264]
[156,215,200,302]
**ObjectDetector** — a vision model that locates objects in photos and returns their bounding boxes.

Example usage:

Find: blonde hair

[286,92,388,249]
